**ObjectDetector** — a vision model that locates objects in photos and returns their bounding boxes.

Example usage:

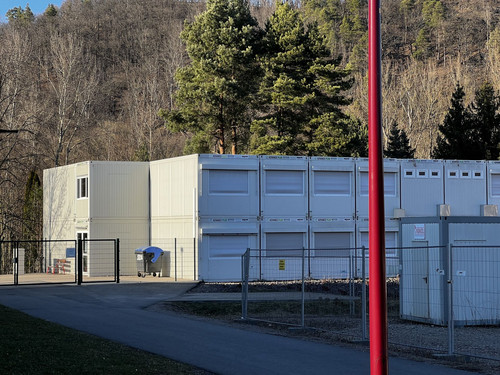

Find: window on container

[265,232,304,257]
[313,171,351,196]
[265,170,304,195]
[360,172,397,196]
[491,174,500,196]
[208,170,248,195]
[208,235,249,258]
[77,176,88,199]
[404,169,415,178]
[360,232,397,257]
[314,232,351,257]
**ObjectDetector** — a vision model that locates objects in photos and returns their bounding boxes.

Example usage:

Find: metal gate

[0,238,119,286]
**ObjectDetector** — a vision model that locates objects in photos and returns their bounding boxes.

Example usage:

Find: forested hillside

[1,0,500,241]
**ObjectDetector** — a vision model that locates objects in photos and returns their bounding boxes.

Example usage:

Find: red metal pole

[368,0,388,374]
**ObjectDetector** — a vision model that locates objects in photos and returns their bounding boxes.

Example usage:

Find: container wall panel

[259,218,308,280]
[199,218,259,281]
[198,155,259,218]
[444,160,486,216]
[356,159,401,219]
[260,156,308,218]
[309,220,355,279]
[309,157,355,219]
[90,219,149,276]
[401,159,444,217]
[150,155,198,218]
[43,165,77,241]
[90,162,149,219]
[357,219,401,277]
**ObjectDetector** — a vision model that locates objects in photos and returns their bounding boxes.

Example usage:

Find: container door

[77,232,89,276]
[404,241,430,319]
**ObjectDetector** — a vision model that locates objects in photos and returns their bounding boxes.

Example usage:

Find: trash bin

[135,246,164,277]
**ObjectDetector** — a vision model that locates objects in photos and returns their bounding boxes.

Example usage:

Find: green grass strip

[0,304,209,375]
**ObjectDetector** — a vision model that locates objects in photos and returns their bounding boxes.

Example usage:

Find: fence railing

[241,245,500,363]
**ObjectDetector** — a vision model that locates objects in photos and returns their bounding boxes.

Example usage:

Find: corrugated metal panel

[309,157,355,219]
[355,158,401,219]
[89,161,149,219]
[260,155,308,217]
[444,160,486,215]
[198,154,259,218]
[401,159,444,216]
[150,155,198,218]
[43,164,77,241]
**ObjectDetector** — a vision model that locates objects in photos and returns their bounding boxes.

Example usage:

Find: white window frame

[77,176,88,199]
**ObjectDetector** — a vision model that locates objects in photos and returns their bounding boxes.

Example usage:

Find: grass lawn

[0,304,209,375]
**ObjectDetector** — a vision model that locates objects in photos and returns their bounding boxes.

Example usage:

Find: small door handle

[422,276,428,284]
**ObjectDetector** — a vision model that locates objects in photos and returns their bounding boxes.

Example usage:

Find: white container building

[44,154,500,285]
[43,161,150,277]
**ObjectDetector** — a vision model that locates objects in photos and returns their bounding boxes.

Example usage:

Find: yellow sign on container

[279,259,286,271]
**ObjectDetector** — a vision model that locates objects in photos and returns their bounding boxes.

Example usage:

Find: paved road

[0,282,477,375]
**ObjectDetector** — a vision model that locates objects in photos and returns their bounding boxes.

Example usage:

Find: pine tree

[250,2,355,156]
[384,122,415,158]
[160,0,262,154]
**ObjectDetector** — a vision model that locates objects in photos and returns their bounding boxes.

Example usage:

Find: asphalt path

[0,282,478,375]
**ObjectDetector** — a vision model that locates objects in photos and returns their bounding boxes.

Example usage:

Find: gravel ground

[162,279,500,375]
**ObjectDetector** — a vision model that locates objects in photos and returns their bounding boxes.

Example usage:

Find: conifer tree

[250,2,356,156]
[161,0,262,154]
[384,122,415,159]
[432,83,472,159]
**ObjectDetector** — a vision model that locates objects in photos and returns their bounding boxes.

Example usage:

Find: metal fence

[241,245,500,362]
[0,238,119,286]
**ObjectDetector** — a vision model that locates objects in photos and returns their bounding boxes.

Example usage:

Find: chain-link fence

[241,245,500,362]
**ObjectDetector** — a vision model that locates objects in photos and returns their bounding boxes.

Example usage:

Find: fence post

[349,250,354,316]
[115,238,120,284]
[447,243,454,356]
[77,238,83,285]
[193,237,196,281]
[174,238,177,282]
[362,246,368,341]
[13,241,19,285]
[301,247,305,328]
[241,248,250,320]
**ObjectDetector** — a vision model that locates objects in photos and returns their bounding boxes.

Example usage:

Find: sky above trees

[0,1,63,22]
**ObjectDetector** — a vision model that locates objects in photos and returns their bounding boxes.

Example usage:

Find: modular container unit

[400,159,445,217]
[444,160,487,216]
[260,156,309,218]
[43,161,150,277]
[309,157,355,219]
[355,159,401,220]
[150,155,199,279]
[198,154,260,219]
[309,218,355,279]
[199,218,259,281]
[260,218,309,280]
[400,217,500,326]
